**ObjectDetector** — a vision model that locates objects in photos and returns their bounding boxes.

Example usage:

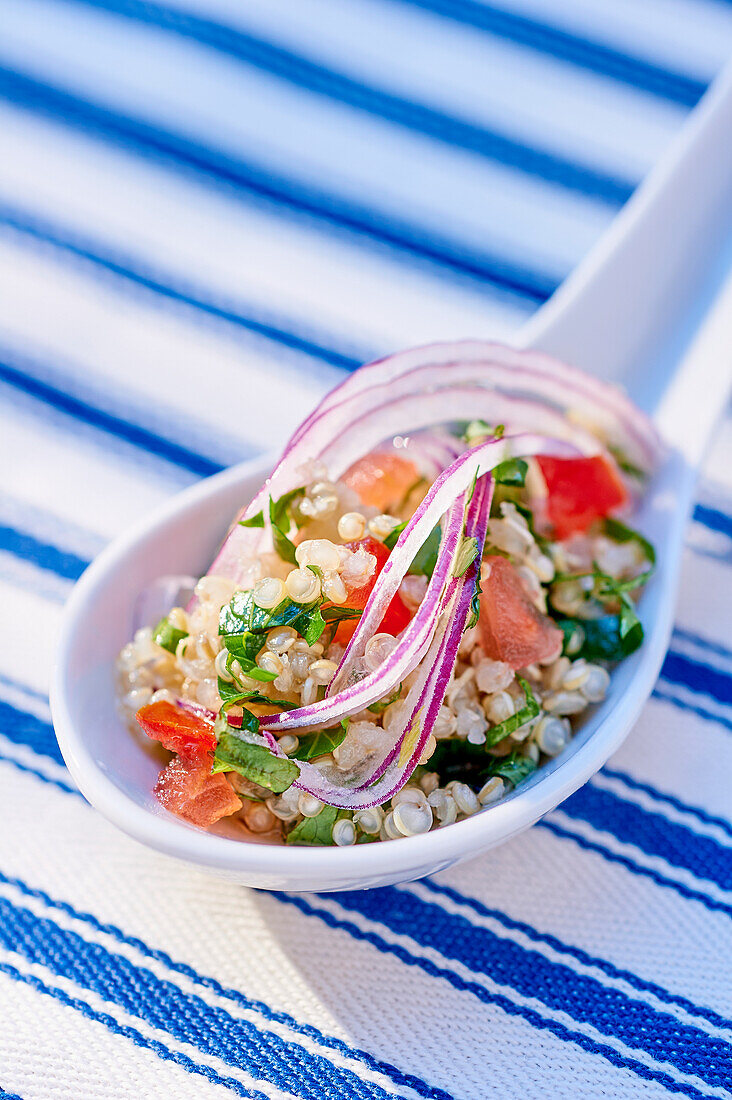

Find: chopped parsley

[292,725,349,761]
[237,486,305,565]
[368,683,402,714]
[453,536,480,578]
[487,752,538,787]
[484,676,540,747]
[152,615,187,655]
[384,521,442,579]
[461,420,504,445]
[492,457,528,487]
[212,725,300,792]
[602,517,656,567]
[556,614,644,661]
[286,804,341,845]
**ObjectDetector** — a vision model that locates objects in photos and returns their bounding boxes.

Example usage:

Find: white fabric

[0,1,731,1097]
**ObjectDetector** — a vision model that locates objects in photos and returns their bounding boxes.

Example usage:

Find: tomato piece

[155,754,242,826]
[333,535,413,643]
[343,451,419,511]
[537,454,628,540]
[478,555,563,670]
[137,699,216,760]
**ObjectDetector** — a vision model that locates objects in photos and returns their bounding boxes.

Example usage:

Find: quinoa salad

[116,342,662,847]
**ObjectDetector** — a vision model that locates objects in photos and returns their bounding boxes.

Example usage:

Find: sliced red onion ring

[258,434,580,807]
[283,341,663,472]
[285,475,492,808]
[207,376,605,588]
[188,341,662,807]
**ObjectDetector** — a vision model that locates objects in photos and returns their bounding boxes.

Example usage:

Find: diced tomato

[478,555,563,670]
[343,451,419,511]
[537,454,628,540]
[154,754,242,827]
[136,699,216,760]
[333,535,413,643]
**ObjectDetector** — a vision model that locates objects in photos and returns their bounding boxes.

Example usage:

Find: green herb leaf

[218,678,250,708]
[271,523,297,565]
[286,804,341,845]
[221,631,264,664]
[484,676,540,747]
[218,642,279,682]
[487,751,538,787]
[367,684,402,714]
[453,536,479,578]
[461,419,493,445]
[268,487,305,566]
[152,615,187,655]
[243,691,299,710]
[603,517,656,567]
[220,590,323,662]
[608,445,645,480]
[238,511,265,528]
[217,678,299,711]
[320,605,363,623]
[212,727,299,792]
[292,725,349,761]
[492,458,528,487]
[270,486,305,529]
[383,521,407,550]
[465,563,483,631]
[556,614,643,661]
[409,524,442,577]
[384,520,441,578]
[303,607,326,646]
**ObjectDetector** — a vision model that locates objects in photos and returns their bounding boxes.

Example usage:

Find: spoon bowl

[51,442,688,892]
[51,64,732,892]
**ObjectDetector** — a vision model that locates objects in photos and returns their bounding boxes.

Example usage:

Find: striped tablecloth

[1,2,732,1098]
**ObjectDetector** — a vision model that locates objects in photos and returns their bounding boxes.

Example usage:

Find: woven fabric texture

[0,1,731,1097]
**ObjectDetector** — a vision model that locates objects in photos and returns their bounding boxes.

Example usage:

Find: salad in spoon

[116,341,661,846]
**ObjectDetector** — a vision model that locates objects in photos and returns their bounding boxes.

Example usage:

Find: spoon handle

[520,60,732,419]
[654,269,732,467]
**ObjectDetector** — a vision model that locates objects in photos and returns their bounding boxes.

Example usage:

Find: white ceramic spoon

[52,65,732,892]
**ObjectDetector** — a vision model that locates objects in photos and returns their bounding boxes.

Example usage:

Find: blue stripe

[420,879,732,1032]
[0,203,366,372]
[0,868,451,1100]
[694,503,732,540]
[601,766,732,842]
[541,820,732,920]
[391,0,705,107]
[4,516,732,874]
[0,752,78,797]
[0,959,272,1100]
[0,345,225,478]
[0,524,87,583]
[674,627,732,663]
[0,1089,24,1100]
[2,738,731,1092]
[0,698,66,766]
[662,650,732,709]
[0,895,409,1100]
[0,65,556,300]
[281,894,722,1100]
[653,687,732,734]
[325,886,732,1088]
[562,783,732,891]
[4,728,731,1038]
[63,0,634,204]
[4,683,730,921]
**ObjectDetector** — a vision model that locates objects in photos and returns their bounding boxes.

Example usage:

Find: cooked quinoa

[117,445,653,846]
